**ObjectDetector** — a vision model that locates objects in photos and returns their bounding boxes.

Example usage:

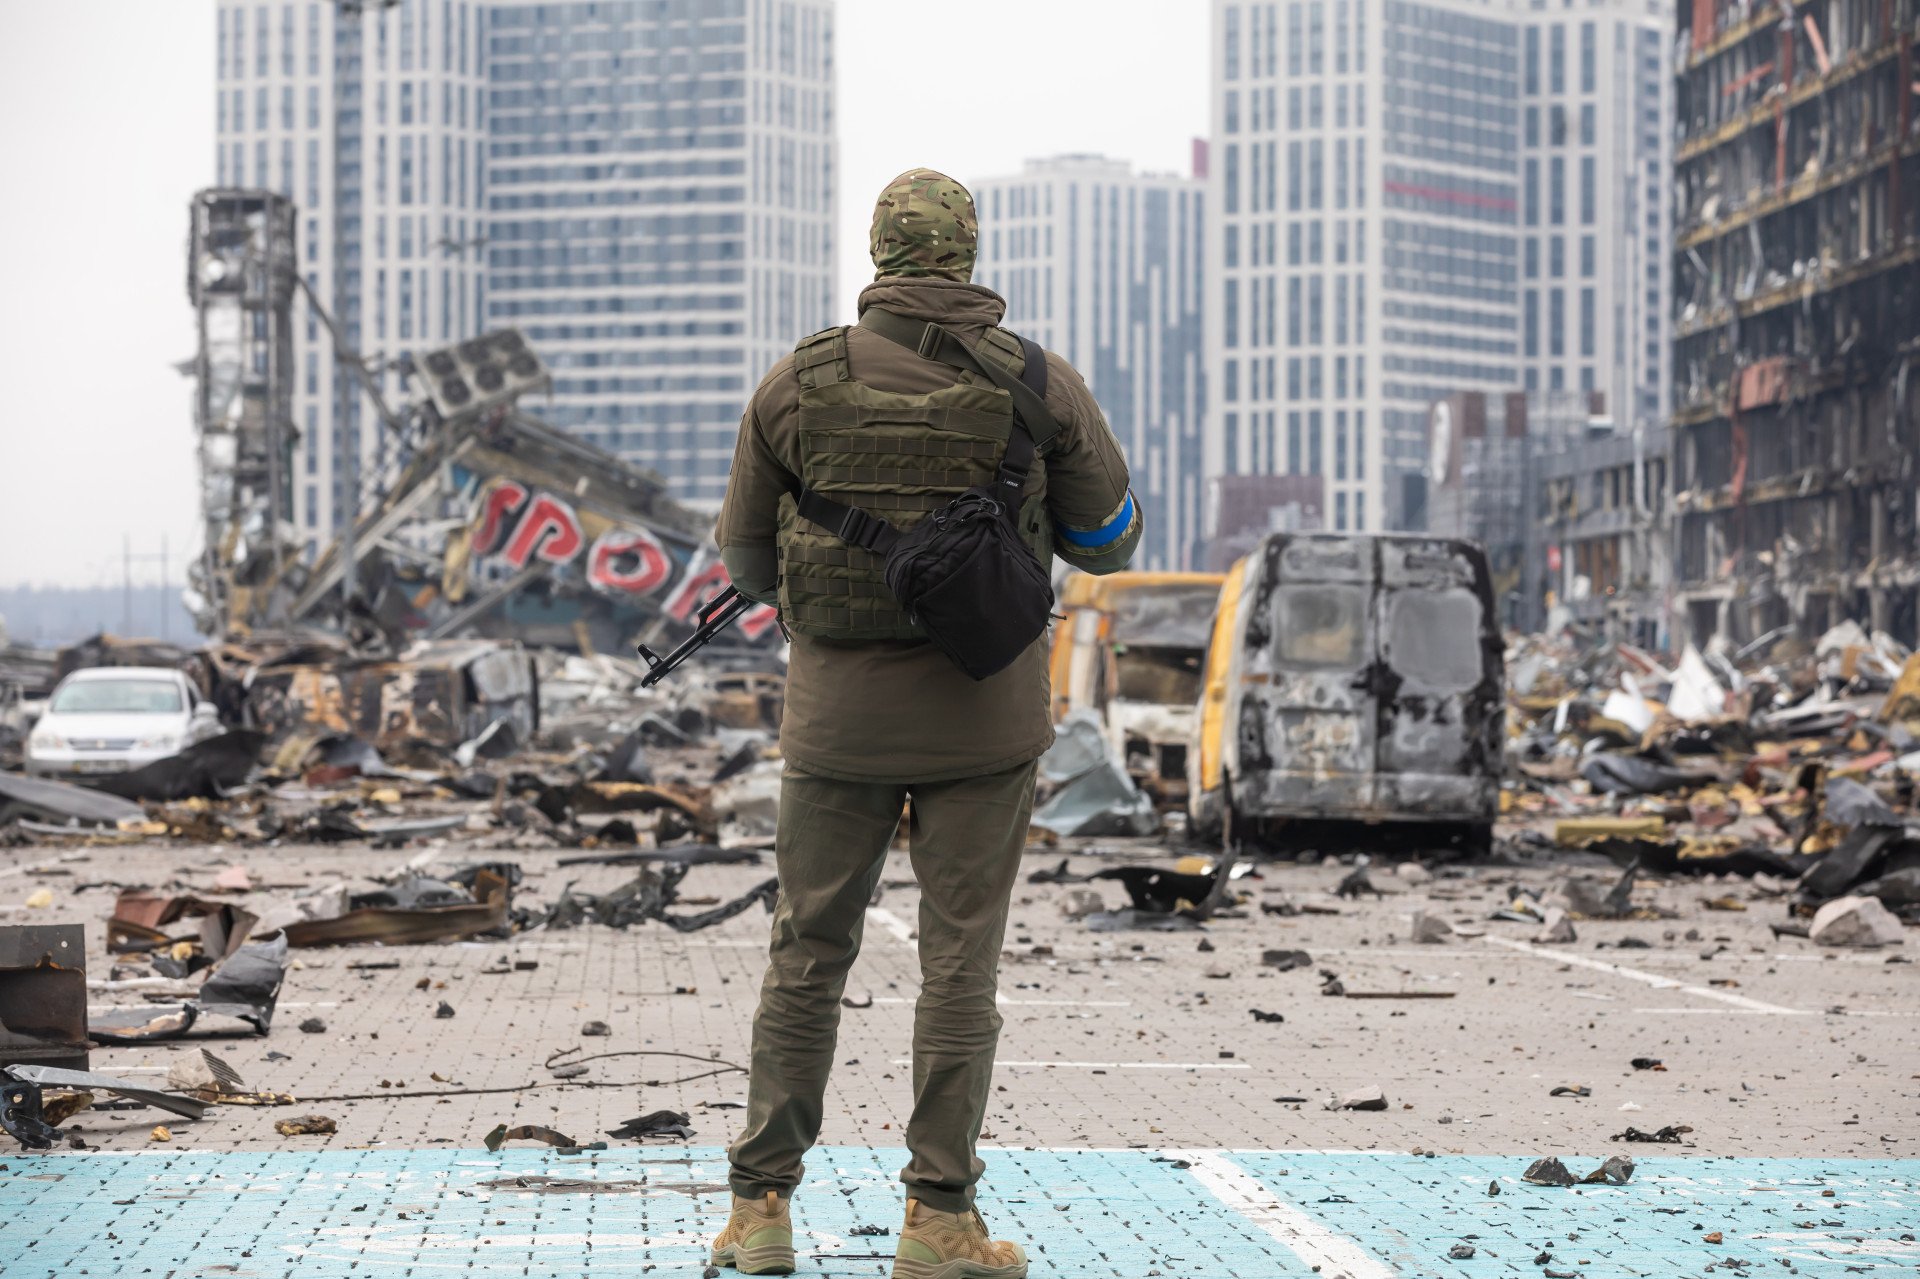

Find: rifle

[637,586,757,687]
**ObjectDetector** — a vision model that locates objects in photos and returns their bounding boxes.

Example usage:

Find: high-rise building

[1517,0,1671,434]
[1203,0,1670,535]
[974,155,1206,569]
[212,0,835,546]
[215,1,490,547]
[486,0,835,507]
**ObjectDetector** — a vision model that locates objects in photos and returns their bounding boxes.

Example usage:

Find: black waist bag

[795,310,1059,681]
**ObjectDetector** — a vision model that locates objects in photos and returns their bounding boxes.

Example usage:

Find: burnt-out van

[1188,533,1504,851]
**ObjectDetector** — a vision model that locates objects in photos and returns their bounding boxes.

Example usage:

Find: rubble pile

[1503,624,1920,936]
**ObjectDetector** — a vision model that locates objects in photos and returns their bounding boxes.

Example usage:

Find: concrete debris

[1331,1086,1388,1112]
[1808,896,1907,949]
[1534,908,1578,944]
[1410,912,1455,944]
[1057,889,1106,920]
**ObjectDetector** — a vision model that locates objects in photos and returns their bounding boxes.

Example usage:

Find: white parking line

[897,1058,1249,1070]
[865,907,915,946]
[868,995,1132,1008]
[1481,935,1807,1014]
[1635,1006,1917,1017]
[0,852,89,879]
[1177,1150,1395,1279]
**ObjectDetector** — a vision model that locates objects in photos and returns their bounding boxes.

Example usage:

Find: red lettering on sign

[500,493,584,568]
[663,558,732,624]
[587,527,673,596]
[471,481,529,557]
[740,603,780,641]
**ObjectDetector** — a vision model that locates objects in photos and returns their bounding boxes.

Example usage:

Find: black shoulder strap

[794,311,1057,553]
[858,308,1059,452]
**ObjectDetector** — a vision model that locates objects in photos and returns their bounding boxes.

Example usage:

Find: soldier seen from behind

[706,168,1141,1278]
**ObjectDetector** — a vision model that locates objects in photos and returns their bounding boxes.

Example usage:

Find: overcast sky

[0,1,1206,591]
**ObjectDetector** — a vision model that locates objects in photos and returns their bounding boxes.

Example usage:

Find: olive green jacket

[716,277,1141,782]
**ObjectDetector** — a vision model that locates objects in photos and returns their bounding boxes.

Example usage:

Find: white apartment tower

[215,1,489,546]
[1516,0,1671,431]
[1205,0,1670,532]
[214,0,836,544]
[485,0,835,507]
[974,156,1206,569]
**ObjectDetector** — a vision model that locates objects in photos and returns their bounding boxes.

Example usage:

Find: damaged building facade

[1425,389,1668,642]
[1671,0,1920,647]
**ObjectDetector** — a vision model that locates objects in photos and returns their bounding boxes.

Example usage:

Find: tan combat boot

[892,1199,1029,1279]
[709,1190,796,1275]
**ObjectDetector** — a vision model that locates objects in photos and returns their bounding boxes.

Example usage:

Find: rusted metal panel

[0,925,88,1074]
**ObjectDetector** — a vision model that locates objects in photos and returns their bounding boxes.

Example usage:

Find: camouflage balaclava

[869,168,977,282]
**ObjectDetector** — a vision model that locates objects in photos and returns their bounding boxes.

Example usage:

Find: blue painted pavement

[0,1145,1914,1277]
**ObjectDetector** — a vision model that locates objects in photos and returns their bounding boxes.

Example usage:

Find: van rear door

[1243,535,1377,815]
[1374,539,1499,817]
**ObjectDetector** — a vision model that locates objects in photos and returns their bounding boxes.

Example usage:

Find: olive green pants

[728,759,1038,1214]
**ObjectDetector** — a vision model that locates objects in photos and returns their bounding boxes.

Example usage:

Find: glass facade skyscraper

[214,0,835,544]
[486,0,835,506]
[1205,0,1669,532]
[216,0,490,546]
[975,156,1207,570]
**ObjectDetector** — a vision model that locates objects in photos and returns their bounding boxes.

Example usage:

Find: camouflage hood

[869,168,977,282]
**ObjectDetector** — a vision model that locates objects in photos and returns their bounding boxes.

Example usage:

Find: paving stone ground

[2,836,1916,1275]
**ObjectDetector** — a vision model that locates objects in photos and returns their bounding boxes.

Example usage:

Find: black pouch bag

[794,310,1058,681]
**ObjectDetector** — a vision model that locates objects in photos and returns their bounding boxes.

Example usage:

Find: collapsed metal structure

[186,190,301,637]
[184,186,775,659]
[1671,0,1920,647]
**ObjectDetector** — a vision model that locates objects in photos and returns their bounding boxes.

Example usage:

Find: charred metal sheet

[280,869,508,947]
[0,925,89,1074]
[4,1064,208,1121]
[243,640,537,752]
[83,730,266,802]
[90,935,287,1044]
[0,773,145,828]
[1,1078,58,1150]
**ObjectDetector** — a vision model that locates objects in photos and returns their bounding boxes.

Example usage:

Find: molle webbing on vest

[792,327,851,390]
[777,323,1046,641]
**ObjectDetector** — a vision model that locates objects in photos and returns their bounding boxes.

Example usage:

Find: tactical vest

[778,325,1054,640]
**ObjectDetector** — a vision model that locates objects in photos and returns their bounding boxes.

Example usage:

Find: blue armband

[1056,493,1135,549]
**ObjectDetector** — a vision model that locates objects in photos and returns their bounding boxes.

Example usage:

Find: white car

[25,667,221,778]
